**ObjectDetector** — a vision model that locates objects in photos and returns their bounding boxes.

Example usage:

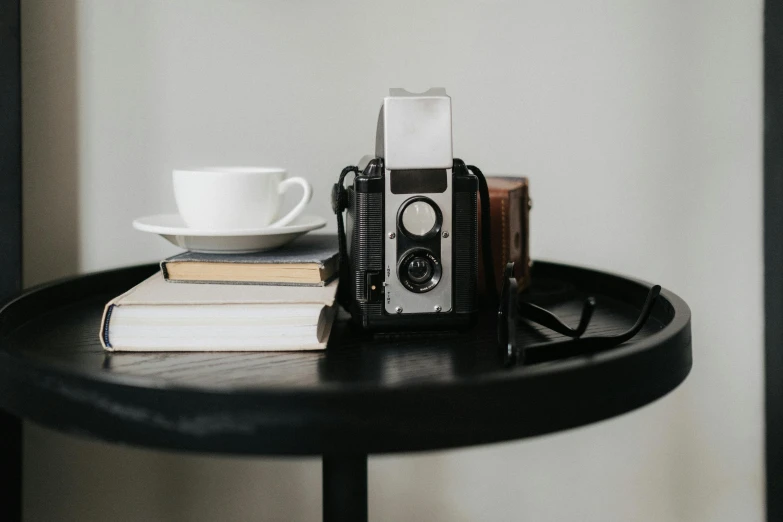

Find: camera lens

[398,249,442,293]
[400,200,439,237]
[406,256,433,284]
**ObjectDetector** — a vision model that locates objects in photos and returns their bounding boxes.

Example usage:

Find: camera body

[344,89,479,331]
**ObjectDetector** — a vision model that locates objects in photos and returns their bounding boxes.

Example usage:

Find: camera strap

[466,163,499,306]
[332,165,359,306]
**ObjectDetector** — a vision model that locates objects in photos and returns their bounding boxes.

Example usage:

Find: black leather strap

[467,164,498,306]
[332,166,359,306]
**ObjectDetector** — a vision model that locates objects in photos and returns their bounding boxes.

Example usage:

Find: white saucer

[132,214,327,253]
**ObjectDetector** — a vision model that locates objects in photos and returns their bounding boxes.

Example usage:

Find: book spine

[102,304,115,349]
[159,260,170,280]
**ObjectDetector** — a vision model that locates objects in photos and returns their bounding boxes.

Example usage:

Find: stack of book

[99,235,340,352]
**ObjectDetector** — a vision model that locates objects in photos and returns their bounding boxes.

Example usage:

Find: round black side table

[0,261,691,522]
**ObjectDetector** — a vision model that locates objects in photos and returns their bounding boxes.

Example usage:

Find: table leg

[322,453,367,522]
[0,411,21,521]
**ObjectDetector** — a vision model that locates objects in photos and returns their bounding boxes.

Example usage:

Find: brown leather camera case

[478,176,531,295]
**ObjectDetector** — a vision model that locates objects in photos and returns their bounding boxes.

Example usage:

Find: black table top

[0,262,691,455]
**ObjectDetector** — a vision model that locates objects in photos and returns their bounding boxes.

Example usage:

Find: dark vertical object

[0,0,21,287]
[0,0,22,520]
[323,454,368,522]
[767,1,783,521]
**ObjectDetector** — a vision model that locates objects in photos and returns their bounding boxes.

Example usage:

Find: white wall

[21,0,763,521]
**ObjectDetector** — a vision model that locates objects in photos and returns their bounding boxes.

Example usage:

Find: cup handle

[269,177,313,228]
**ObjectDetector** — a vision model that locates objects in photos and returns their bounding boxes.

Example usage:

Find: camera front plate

[383,169,453,314]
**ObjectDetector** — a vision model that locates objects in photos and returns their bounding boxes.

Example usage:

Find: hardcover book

[100,272,338,352]
[161,234,339,286]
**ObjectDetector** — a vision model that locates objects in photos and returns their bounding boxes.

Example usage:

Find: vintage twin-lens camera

[340,88,480,331]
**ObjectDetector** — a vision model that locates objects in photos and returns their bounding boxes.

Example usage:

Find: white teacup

[173,167,312,230]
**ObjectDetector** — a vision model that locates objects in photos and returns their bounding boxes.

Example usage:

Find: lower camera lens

[398,249,442,293]
[406,256,433,284]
